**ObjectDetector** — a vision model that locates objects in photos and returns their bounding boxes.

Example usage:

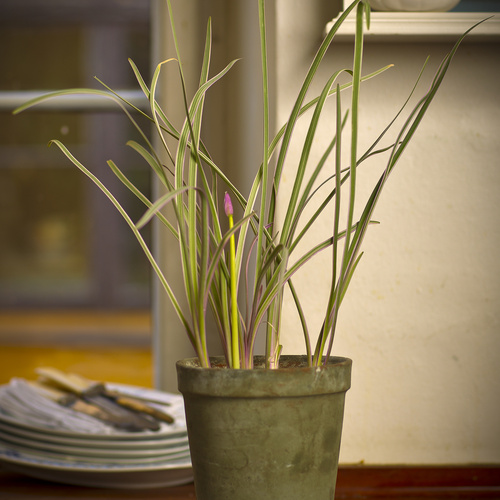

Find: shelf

[326,12,500,42]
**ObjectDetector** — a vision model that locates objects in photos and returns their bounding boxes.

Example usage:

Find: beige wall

[154,0,500,464]
[275,1,500,464]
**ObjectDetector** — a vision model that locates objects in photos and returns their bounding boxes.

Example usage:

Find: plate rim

[0,443,192,473]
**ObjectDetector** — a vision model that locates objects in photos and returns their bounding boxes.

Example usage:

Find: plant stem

[229,213,240,368]
[225,192,240,368]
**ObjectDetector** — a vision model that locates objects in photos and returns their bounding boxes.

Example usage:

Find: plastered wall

[275,1,500,464]
[154,0,500,464]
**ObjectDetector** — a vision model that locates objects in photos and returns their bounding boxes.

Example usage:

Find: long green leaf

[48,140,195,346]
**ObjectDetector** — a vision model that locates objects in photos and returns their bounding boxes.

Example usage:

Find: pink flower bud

[224,191,233,217]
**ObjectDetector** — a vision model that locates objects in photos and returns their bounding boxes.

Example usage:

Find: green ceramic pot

[177,355,352,500]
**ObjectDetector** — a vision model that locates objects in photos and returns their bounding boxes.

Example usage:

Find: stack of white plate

[0,382,192,488]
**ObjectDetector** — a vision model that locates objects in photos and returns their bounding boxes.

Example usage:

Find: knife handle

[113,395,175,424]
[36,367,104,396]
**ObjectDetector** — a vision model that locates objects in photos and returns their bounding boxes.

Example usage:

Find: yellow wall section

[0,346,153,388]
[0,311,154,388]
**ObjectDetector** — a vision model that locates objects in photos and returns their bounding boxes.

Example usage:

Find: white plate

[0,445,193,489]
[0,439,191,466]
[0,420,188,449]
[0,409,187,440]
[0,382,193,487]
[0,430,190,461]
[0,383,187,439]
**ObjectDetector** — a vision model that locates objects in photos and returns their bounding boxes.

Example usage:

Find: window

[0,1,152,311]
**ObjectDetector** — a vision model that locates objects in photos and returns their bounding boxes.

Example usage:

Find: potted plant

[15,0,481,498]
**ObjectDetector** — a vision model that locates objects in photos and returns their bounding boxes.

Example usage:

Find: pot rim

[176,355,352,398]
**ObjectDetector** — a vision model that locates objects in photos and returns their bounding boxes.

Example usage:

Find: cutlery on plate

[27,381,155,432]
[35,367,174,426]
[34,370,160,432]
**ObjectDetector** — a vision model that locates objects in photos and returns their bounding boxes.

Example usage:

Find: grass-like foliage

[15,1,483,368]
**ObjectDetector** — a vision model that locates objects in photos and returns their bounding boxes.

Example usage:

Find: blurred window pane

[0,1,152,312]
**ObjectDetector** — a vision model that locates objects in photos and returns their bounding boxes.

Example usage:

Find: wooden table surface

[2,463,499,499]
[0,466,196,499]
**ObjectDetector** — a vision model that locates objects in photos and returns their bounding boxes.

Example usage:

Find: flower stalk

[225,192,240,369]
